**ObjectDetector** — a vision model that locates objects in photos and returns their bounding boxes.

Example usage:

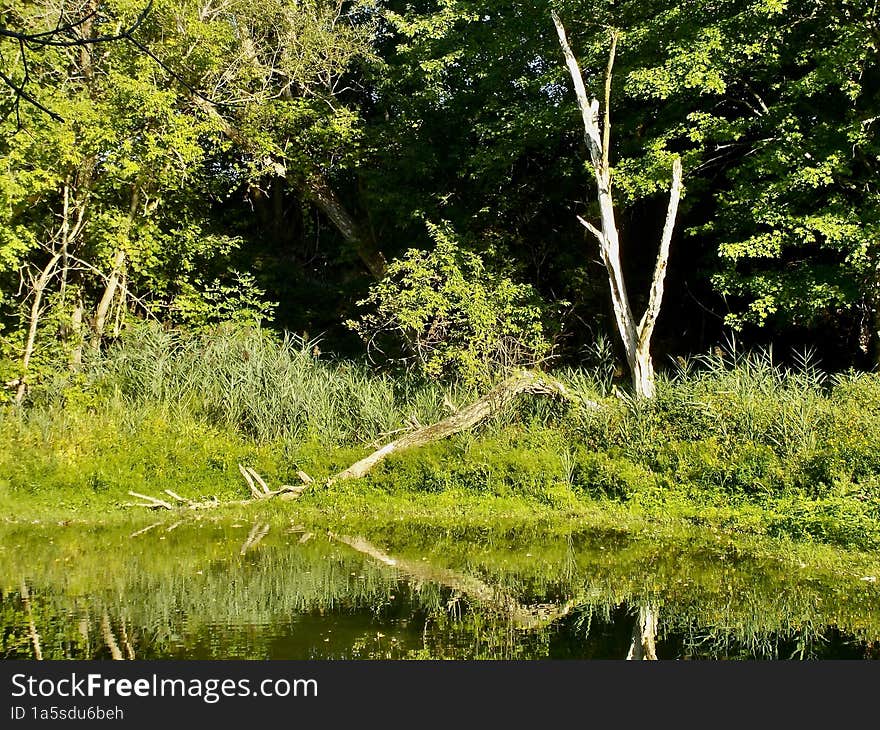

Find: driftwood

[330,533,577,631]
[129,370,595,512]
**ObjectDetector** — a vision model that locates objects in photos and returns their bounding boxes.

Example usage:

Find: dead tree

[552,12,683,399]
[14,184,87,402]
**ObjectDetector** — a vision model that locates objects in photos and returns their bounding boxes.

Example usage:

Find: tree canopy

[1,0,878,399]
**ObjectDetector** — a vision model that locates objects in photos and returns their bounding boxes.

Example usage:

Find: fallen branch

[127,468,306,512]
[329,370,596,484]
[238,464,261,499]
[127,491,173,510]
[330,533,577,630]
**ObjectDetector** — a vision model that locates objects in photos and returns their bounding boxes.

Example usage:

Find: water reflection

[1,518,879,660]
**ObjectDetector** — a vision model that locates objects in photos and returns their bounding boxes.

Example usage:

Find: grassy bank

[2,325,880,552]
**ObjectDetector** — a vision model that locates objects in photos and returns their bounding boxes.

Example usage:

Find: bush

[570,449,658,501]
[347,221,551,385]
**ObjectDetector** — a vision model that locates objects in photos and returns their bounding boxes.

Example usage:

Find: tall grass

[73,323,479,446]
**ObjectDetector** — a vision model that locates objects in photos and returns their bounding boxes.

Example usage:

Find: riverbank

[3,326,880,555]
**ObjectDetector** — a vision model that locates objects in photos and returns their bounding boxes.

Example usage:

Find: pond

[1,517,879,660]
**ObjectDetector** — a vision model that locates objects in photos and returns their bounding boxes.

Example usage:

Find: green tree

[365,0,880,367]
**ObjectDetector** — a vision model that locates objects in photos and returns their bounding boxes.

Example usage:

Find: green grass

[2,325,880,553]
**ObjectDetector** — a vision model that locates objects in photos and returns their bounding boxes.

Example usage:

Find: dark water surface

[2,518,879,659]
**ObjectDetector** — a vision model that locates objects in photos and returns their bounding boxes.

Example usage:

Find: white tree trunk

[553,12,683,399]
[91,249,125,348]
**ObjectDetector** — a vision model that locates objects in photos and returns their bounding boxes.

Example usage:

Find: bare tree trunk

[16,252,62,403]
[92,183,137,348]
[552,12,683,399]
[296,173,387,279]
[626,604,658,660]
[69,299,84,372]
[112,271,127,339]
[190,95,387,280]
[90,249,125,349]
[870,271,880,369]
[873,304,880,370]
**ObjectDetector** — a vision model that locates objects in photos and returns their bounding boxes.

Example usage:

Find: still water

[2,518,879,659]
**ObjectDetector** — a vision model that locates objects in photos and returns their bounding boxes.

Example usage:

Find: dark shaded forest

[1,0,877,400]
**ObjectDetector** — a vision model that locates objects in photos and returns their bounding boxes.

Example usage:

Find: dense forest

[1,0,877,396]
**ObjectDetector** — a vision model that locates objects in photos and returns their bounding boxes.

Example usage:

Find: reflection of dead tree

[240,522,270,555]
[626,604,658,660]
[129,521,161,537]
[119,619,136,660]
[78,615,91,656]
[20,580,43,660]
[101,612,124,660]
[330,533,577,631]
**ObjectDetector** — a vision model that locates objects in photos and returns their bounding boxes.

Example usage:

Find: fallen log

[128,370,596,511]
[329,370,596,484]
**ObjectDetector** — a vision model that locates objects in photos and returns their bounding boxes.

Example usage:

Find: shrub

[570,449,657,501]
[347,221,551,385]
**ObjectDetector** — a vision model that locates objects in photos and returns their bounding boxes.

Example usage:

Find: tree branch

[551,10,602,168]
[602,29,619,176]
[637,157,683,351]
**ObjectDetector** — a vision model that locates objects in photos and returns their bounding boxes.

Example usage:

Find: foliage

[3,330,880,550]
[365,0,880,360]
[348,222,552,383]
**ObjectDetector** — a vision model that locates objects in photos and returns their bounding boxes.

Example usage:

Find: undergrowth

[2,325,879,550]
